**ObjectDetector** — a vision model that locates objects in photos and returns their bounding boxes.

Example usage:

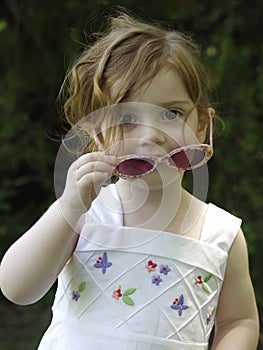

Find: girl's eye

[122,114,136,124]
[162,109,182,121]
[120,114,137,132]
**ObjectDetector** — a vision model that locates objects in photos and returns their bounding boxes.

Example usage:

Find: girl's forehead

[125,67,192,107]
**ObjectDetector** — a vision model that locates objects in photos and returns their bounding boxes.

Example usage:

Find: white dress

[38,184,241,349]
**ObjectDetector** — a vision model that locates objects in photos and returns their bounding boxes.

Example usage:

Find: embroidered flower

[206,314,212,325]
[194,275,203,285]
[206,306,216,325]
[145,260,157,272]
[194,273,212,294]
[72,291,80,302]
[112,286,137,306]
[112,286,123,300]
[171,294,189,316]
[151,275,163,286]
[93,252,112,274]
[159,264,171,275]
[71,282,86,302]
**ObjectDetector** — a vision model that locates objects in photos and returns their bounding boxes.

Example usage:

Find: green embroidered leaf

[123,288,137,296]
[211,306,216,316]
[204,274,212,282]
[202,282,211,294]
[78,282,86,293]
[122,296,135,306]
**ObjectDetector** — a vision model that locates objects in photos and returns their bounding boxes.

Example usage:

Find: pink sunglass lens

[116,158,154,176]
[171,149,205,169]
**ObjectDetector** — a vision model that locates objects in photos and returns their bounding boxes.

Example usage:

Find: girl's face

[100,66,208,184]
[107,66,206,155]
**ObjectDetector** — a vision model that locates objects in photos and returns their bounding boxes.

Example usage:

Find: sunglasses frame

[93,107,214,179]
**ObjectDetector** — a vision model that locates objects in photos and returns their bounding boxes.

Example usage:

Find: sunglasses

[93,108,214,179]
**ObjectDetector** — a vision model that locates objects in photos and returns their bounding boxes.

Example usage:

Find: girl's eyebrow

[159,100,191,108]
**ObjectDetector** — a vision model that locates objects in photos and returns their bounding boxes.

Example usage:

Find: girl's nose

[138,125,166,147]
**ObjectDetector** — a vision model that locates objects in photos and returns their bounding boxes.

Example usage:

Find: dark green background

[0,0,262,349]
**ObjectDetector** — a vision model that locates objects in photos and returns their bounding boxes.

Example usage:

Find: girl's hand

[58,152,116,225]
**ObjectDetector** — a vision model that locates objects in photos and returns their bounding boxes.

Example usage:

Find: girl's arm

[212,229,259,350]
[0,152,116,305]
[0,201,81,305]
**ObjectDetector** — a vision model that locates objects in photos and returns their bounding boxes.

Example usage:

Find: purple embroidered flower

[206,306,216,325]
[72,291,80,302]
[71,282,86,302]
[171,294,189,316]
[159,264,171,275]
[206,314,212,325]
[93,252,112,274]
[151,275,163,286]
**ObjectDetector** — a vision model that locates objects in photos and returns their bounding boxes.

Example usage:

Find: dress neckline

[105,183,212,243]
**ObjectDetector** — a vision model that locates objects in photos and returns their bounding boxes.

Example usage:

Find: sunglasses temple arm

[92,130,105,152]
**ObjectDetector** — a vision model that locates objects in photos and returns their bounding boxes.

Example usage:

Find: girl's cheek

[106,138,135,156]
[118,138,140,155]
[162,120,199,147]
[182,123,200,145]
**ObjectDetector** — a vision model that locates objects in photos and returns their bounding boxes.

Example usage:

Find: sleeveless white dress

[38,184,241,349]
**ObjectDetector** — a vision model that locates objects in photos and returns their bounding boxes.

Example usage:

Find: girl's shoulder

[201,203,242,252]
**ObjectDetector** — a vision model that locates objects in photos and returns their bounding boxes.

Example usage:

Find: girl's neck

[116,178,207,238]
[116,175,195,232]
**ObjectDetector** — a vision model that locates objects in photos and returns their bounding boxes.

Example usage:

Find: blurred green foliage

[0,0,262,349]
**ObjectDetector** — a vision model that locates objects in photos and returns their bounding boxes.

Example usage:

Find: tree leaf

[123,288,136,296]
[122,296,134,306]
[78,282,86,293]
[0,21,7,33]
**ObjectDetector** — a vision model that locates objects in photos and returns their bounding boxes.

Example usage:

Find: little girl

[0,13,259,349]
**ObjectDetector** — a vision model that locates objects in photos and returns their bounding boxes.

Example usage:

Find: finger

[77,172,111,190]
[76,162,115,181]
[76,152,116,169]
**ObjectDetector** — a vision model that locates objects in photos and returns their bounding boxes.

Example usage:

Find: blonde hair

[60,13,212,152]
